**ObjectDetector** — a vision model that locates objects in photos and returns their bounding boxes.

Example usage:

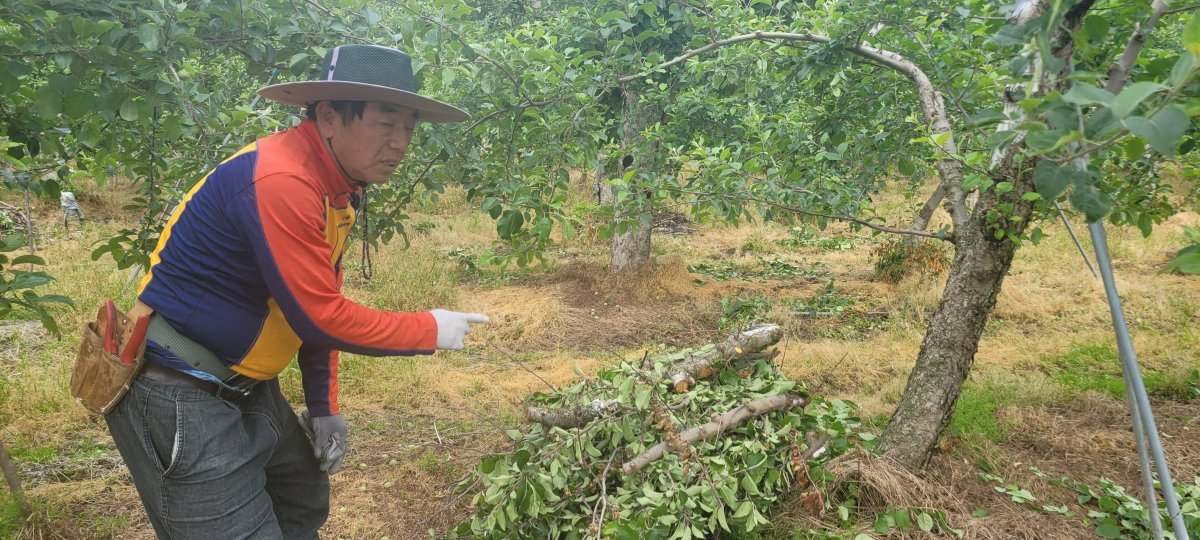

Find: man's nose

[389,131,411,149]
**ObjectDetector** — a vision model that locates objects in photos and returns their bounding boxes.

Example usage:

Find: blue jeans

[106,375,328,539]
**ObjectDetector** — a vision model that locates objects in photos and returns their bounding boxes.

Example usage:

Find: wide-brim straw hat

[258,44,469,123]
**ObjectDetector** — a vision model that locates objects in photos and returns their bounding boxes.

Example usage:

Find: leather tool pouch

[70,302,148,414]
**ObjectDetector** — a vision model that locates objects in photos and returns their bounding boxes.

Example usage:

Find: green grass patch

[774,226,859,252]
[689,258,828,284]
[1045,343,1200,401]
[6,442,57,464]
[1050,343,1124,398]
[0,493,22,538]
[950,382,1009,442]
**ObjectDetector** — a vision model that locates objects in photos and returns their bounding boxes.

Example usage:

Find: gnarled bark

[877,171,1034,467]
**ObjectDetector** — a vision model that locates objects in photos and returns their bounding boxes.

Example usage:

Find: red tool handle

[120,314,149,365]
[103,299,118,355]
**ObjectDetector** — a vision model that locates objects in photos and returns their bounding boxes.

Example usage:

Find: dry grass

[2,177,1199,539]
[773,448,1092,539]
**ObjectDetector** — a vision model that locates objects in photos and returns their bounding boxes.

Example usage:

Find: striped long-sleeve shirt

[137,120,437,416]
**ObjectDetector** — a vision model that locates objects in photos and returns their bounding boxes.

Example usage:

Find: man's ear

[313,101,337,136]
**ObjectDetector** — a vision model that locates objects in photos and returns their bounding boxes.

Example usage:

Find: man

[105,44,487,538]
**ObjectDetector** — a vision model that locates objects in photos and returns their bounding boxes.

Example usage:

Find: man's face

[315,101,417,185]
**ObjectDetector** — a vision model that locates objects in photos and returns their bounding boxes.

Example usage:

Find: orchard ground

[1,170,1197,539]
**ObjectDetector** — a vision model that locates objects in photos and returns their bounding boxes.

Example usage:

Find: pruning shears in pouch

[97,299,150,365]
[120,314,149,365]
[100,299,118,356]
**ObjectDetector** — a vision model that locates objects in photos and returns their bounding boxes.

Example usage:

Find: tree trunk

[610,221,652,274]
[593,147,616,205]
[610,84,656,275]
[880,0,1092,467]
[0,440,29,515]
[878,173,1032,466]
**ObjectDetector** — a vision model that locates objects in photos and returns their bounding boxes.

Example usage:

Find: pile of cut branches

[452,324,866,539]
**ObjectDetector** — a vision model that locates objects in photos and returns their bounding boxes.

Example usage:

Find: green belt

[146,314,258,392]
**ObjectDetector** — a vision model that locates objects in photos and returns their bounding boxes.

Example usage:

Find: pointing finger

[462,313,489,324]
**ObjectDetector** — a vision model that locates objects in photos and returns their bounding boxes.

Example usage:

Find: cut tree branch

[526,399,624,428]
[665,324,782,392]
[622,393,810,474]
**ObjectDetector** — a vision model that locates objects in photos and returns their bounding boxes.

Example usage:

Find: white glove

[430,309,489,350]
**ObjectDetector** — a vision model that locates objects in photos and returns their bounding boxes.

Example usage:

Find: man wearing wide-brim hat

[105,44,489,539]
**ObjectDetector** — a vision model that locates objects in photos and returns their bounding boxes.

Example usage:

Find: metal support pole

[1055,202,1097,278]
[1088,220,1189,540]
[1120,358,1165,540]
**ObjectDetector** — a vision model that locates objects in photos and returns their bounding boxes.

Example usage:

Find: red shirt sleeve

[231,171,438,357]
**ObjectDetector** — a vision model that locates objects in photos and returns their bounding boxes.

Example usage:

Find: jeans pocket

[141,387,184,476]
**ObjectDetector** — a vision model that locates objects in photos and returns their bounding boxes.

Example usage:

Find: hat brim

[258,81,469,123]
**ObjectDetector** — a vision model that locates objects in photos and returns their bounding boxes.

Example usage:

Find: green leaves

[34,92,62,118]
[119,98,139,122]
[967,110,1006,127]
[1184,9,1200,56]
[915,511,934,532]
[1166,226,1200,274]
[1110,82,1165,120]
[1094,522,1122,539]
[0,235,72,337]
[1033,160,1079,201]
[495,210,524,240]
[1031,161,1110,222]
[458,350,861,538]
[137,23,160,51]
[1082,15,1109,42]
[1124,107,1189,157]
[1069,183,1111,223]
[1062,83,1113,107]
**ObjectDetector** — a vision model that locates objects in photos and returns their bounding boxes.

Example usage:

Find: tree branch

[1165,3,1200,15]
[166,63,208,141]
[664,186,954,243]
[622,393,810,474]
[1106,0,1169,93]
[0,440,29,516]
[665,324,782,392]
[463,97,567,133]
[526,399,624,428]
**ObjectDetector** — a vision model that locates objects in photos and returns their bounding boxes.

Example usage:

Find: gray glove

[300,411,347,475]
[430,309,489,350]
